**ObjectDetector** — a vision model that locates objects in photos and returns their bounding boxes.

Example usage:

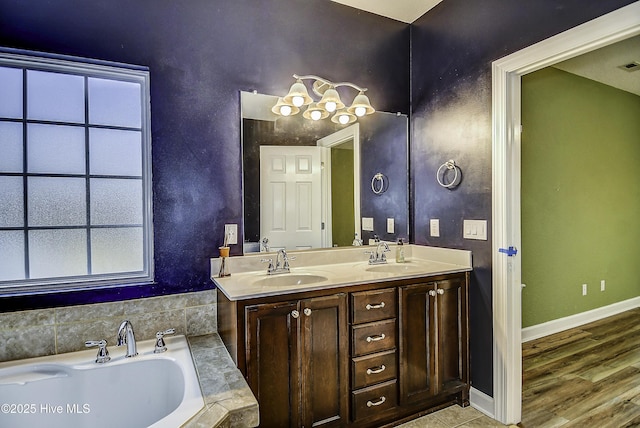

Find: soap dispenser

[395,238,405,263]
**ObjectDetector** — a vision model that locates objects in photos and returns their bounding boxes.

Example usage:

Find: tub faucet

[116,320,138,357]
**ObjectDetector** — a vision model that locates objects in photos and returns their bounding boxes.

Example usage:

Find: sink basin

[252,274,328,287]
[365,262,426,274]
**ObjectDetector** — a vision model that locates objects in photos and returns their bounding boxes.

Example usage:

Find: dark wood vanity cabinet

[217,271,469,428]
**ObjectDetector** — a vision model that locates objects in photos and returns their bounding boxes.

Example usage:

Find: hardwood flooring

[521,307,640,427]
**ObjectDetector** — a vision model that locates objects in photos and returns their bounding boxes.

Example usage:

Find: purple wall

[410,0,635,396]
[0,0,409,310]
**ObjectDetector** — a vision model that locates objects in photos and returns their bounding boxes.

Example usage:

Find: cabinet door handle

[366,364,386,375]
[291,310,300,319]
[437,288,445,295]
[303,308,312,317]
[366,333,386,343]
[428,290,436,297]
[366,396,386,407]
[365,302,385,310]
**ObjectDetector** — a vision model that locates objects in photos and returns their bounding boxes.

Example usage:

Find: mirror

[241,91,408,253]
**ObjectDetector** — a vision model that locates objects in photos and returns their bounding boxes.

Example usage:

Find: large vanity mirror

[241,91,408,253]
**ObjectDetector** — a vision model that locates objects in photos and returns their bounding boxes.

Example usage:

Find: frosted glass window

[91,227,143,274]
[27,124,85,174]
[89,128,142,176]
[88,78,141,128]
[29,229,87,279]
[28,177,86,227]
[90,178,142,225]
[0,177,24,228]
[0,67,23,119]
[27,70,84,123]
[0,122,23,173]
[0,231,25,281]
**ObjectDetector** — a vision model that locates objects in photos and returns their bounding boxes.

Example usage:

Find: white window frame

[0,48,153,294]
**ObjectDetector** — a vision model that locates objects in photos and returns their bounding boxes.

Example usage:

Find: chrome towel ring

[436,160,461,189]
[371,172,387,194]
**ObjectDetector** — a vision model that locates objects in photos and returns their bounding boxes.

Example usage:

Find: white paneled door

[260,146,322,251]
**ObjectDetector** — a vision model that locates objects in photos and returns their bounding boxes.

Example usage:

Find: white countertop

[211,245,472,301]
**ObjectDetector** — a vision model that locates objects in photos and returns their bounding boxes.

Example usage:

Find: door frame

[491,2,640,424]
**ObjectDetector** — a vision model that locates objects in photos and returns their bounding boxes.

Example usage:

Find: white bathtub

[0,335,204,428]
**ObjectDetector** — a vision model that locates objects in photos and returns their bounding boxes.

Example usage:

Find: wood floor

[521,307,640,427]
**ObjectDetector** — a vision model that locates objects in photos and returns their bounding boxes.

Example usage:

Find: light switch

[387,218,394,234]
[430,219,440,237]
[463,220,487,240]
[224,224,238,245]
[362,217,374,231]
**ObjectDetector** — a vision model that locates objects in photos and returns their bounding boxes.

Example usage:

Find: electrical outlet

[582,283,587,296]
[224,224,238,245]
[430,219,440,237]
[601,280,606,292]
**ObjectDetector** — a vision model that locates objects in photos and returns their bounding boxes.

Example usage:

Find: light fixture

[272,74,375,124]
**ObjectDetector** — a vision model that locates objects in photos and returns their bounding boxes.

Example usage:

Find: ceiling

[330,0,442,23]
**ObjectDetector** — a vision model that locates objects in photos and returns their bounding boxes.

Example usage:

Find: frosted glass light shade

[283,80,313,107]
[331,109,356,125]
[347,92,375,117]
[317,88,344,113]
[271,97,299,116]
[302,103,329,121]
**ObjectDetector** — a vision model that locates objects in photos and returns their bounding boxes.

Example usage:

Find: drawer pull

[365,302,385,310]
[366,333,386,343]
[366,396,386,407]
[366,364,386,375]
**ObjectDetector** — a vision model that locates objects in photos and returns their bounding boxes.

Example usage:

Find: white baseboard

[522,296,640,342]
[469,387,494,419]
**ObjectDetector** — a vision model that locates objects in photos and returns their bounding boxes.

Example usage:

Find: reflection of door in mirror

[330,141,354,247]
[260,146,322,251]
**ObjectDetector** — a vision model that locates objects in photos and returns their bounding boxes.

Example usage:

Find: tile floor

[397,404,512,427]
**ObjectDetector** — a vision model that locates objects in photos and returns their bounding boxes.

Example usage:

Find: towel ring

[371,173,387,195]
[436,160,461,189]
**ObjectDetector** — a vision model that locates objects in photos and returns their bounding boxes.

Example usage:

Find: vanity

[212,245,471,427]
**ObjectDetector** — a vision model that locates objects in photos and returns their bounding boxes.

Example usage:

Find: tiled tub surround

[0,289,259,427]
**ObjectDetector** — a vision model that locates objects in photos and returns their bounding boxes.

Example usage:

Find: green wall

[331,146,355,247]
[521,67,640,328]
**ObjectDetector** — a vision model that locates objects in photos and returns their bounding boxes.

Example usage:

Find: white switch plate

[601,280,605,292]
[430,219,440,237]
[463,220,487,240]
[224,224,238,245]
[582,283,587,296]
[387,218,394,234]
[362,217,374,231]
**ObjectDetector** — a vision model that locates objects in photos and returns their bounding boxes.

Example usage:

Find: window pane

[27,124,85,174]
[89,128,142,176]
[29,229,87,278]
[88,77,141,128]
[0,67,23,119]
[90,178,142,225]
[28,177,86,227]
[0,231,25,281]
[0,121,23,173]
[27,70,84,123]
[91,227,143,274]
[0,176,24,227]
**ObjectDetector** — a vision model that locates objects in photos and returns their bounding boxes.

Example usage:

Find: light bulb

[292,96,305,107]
[338,114,349,125]
[310,110,322,121]
[355,106,367,117]
[280,105,292,116]
[325,101,337,113]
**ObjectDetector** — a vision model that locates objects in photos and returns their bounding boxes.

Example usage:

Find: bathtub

[0,335,204,428]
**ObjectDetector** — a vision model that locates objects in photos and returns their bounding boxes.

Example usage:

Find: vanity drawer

[351,319,396,357]
[351,379,397,422]
[352,350,396,389]
[351,288,396,324]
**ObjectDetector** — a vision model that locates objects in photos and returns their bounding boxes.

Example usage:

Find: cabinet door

[398,282,436,405]
[245,300,301,428]
[300,293,349,427]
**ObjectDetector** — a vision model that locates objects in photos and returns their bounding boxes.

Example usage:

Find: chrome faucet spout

[116,320,138,357]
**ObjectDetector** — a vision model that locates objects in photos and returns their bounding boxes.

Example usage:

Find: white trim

[470,387,495,419]
[522,296,640,343]
[491,2,640,425]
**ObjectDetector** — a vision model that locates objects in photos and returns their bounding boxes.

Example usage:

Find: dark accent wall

[0,0,409,311]
[410,0,635,396]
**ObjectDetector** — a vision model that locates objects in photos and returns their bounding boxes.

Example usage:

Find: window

[0,49,153,294]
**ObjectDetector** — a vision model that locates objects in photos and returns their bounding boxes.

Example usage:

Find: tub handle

[154,328,176,353]
[85,339,111,364]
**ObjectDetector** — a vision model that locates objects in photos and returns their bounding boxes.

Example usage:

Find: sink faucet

[116,320,138,357]
[261,248,295,275]
[367,241,390,265]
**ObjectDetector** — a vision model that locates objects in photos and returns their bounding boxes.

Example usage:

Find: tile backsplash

[0,288,217,363]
